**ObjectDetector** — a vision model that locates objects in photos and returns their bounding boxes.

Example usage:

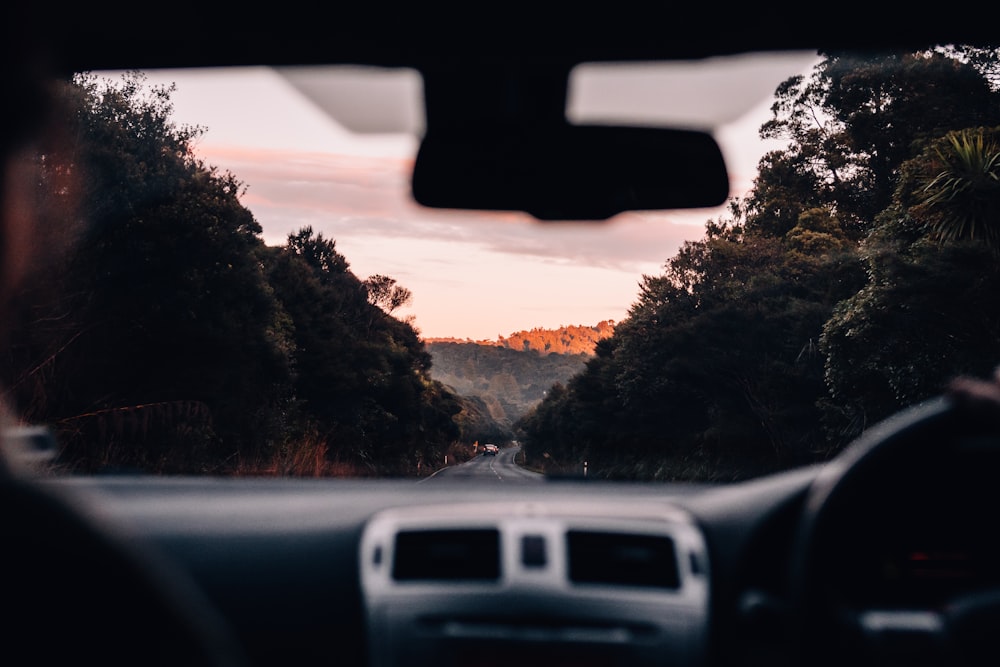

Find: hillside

[425,323,615,430]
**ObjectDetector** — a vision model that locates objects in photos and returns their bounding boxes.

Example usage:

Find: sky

[114,53,820,340]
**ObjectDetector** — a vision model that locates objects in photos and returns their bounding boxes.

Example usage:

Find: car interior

[2,6,1000,667]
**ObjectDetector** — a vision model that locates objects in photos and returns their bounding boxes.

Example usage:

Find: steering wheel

[0,474,246,667]
[788,394,1000,667]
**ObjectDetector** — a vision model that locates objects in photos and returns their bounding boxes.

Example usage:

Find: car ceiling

[11,6,1000,74]
[6,6,995,222]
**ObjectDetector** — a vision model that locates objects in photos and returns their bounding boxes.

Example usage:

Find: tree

[522,48,1000,479]
[912,128,1000,250]
[2,71,296,472]
[1,72,470,477]
[744,47,1000,447]
[364,274,413,313]
[266,226,460,474]
[285,226,351,280]
[750,49,1000,238]
[519,212,863,481]
[820,127,1000,440]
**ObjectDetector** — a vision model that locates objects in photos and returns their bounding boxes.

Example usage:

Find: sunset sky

[119,53,819,340]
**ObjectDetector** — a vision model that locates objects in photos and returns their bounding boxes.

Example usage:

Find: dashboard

[41,470,814,667]
[360,500,709,667]
[15,397,1000,667]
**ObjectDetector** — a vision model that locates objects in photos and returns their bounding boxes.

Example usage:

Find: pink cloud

[191,143,722,338]
[197,144,715,271]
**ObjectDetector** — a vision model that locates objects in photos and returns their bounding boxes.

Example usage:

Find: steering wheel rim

[0,475,247,667]
[788,394,1000,667]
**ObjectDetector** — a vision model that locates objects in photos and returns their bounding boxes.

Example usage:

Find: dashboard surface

[41,468,818,667]
[21,395,1000,667]
[36,400,1000,667]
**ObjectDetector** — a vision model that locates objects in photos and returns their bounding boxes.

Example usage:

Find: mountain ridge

[424,320,615,356]
[423,322,617,435]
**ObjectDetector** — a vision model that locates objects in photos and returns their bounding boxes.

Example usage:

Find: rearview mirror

[411,124,729,221]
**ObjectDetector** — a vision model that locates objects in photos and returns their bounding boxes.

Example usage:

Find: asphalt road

[421,446,545,483]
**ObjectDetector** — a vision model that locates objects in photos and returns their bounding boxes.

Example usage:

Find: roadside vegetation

[518,47,1000,481]
[4,47,1000,481]
[0,71,473,476]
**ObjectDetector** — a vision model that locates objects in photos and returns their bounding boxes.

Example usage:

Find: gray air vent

[392,528,501,581]
[567,530,680,589]
[361,504,711,667]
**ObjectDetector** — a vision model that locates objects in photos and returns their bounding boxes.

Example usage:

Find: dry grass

[230,433,370,478]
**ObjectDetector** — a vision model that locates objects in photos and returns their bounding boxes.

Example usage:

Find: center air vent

[567,530,680,589]
[393,528,501,581]
[362,504,710,667]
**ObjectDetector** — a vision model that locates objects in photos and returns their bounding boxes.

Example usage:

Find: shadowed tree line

[0,71,479,475]
[519,47,1000,481]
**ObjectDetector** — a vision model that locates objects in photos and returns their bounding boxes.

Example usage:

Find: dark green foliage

[0,72,462,475]
[520,216,864,480]
[820,126,1000,439]
[521,47,1000,481]
[3,72,295,471]
[261,226,464,474]
[9,47,1000,480]
[753,49,1000,238]
[913,129,1000,249]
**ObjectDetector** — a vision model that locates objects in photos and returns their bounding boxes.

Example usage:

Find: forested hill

[426,335,600,427]
[424,324,615,440]
[426,321,615,355]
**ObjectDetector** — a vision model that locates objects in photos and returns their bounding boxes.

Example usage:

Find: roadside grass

[518,448,781,483]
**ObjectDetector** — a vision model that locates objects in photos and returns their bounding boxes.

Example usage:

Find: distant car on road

[482,444,499,456]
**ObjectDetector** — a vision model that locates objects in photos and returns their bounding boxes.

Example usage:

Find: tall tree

[821,127,1000,439]
[750,49,1000,238]
[2,71,295,471]
[520,213,863,480]
[265,227,460,474]
[913,128,1000,249]
[522,47,1000,480]
[364,274,413,314]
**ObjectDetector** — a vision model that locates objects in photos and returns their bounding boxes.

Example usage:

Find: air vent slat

[567,530,679,589]
[393,529,501,581]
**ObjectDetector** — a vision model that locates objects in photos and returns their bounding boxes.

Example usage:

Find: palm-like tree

[918,128,1000,250]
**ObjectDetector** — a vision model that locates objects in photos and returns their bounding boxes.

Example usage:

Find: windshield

[2,47,999,482]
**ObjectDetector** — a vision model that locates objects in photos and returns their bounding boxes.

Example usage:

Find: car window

[2,46,999,482]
